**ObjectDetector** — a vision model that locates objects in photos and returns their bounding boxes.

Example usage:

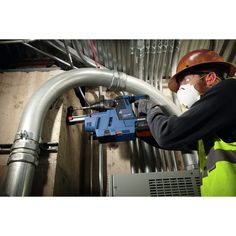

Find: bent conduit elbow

[4,68,181,196]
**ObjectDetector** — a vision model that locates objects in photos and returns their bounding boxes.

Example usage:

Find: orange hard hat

[168,49,236,92]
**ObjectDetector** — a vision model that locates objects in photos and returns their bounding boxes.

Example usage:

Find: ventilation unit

[109,170,201,196]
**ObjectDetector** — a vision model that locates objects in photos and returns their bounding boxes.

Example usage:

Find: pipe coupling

[8,133,40,166]
[15,130,37,141]
[8,152,39,166]
[10,139,40,153]
[108,71,127,91]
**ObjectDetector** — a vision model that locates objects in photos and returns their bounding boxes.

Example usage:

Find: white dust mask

[177,83,200,109]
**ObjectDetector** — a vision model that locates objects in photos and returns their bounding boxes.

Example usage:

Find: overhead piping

[63,40,74,68]
[56,40,107,70]
[23,43,74,68]
[23,42,90,106]
[72,41,91,67]
[0,40,33,44]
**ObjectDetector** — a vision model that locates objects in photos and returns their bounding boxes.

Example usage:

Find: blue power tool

[67,95,156,145]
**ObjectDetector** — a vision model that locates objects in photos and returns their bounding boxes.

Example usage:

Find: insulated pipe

[5,68,181,196]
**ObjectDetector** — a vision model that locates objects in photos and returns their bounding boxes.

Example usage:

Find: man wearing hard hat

[139,49,236,196]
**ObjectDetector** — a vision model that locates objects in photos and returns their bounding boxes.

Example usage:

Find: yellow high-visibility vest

[198,138,236,196]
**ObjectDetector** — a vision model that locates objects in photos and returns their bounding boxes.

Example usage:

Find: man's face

[176,73,207,109]
[178,74,207,94]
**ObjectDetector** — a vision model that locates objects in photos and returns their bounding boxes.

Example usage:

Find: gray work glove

[138,99,158,114]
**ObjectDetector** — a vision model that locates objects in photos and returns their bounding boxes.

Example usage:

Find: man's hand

[137,99,158,115]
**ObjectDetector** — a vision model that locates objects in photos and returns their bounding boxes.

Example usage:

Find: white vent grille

[149,176,200,196]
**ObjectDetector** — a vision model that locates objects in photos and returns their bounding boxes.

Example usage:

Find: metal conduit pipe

[182,152,199,170]
[159,149,167,171]
[170,150,178,171]
[4,68,181,196]
[158,40,168,92]
[0,40,33,44]
[153,40,162,89]
[144,142,156,172]
[130,40,136,76]
[45,40,84,66]
[64,40,74,68]
[50,40,107,70]
[164,150,173,171]
[140,141,151,173]
[73,40,105,96]
[90,132,94,195]
[137,40,145,80]
[73,41,98,68]
[149,40,157,86]
[121,41,127,73]
[107,41,113,69]
[23,43,74,68]
[129,104,138,174]
[128,141,136,174]
[134,139,142,173]
[98,143,104,195]
[144,40,150,82]
[153,147,161,172]
[98,82,104,196]
[165,40,175,81]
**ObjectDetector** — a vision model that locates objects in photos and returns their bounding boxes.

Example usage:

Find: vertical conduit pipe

[128,141,136,174]
[153,147,161,172]
[89,133,94,195]
[144,40,150,82]
[159,149,167,171]
[98,143,104,196]
[153,40,162,89]
[137,40,145,81]
[149,40,157,86]
[158,40,168,92]
[98,78,104,196]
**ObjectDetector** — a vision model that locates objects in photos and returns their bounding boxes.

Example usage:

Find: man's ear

[205,72,217,86]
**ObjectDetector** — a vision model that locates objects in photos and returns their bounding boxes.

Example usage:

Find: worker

[138,49,236,196]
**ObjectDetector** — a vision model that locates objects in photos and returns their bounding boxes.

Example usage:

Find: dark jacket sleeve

[146,80,234,150]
